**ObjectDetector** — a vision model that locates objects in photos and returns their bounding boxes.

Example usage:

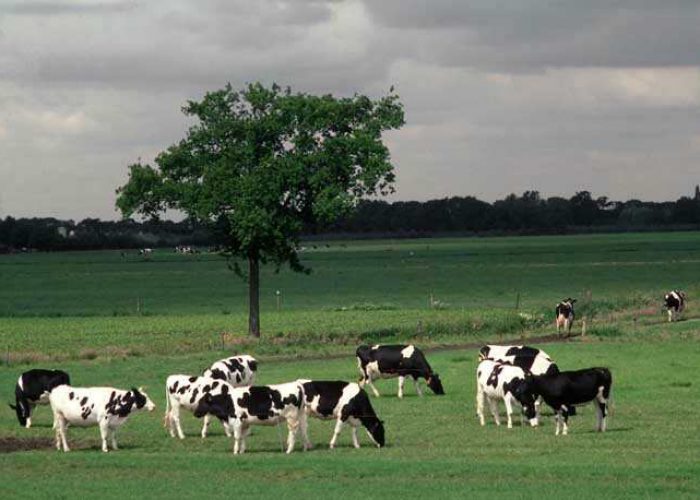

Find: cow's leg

[596,386,608,432]
[300,413,312,450]
[285,418,299,454]
[200,414,209,438]
[329,418,344,449]
[366,376,381,398]
[25,403,34,429]
[99,418,111,452]
[561,406,569,436]
[554,411,561,436]
[476,384,486,426]
[351,424,360,449]
[232,421,243,455]
[397,376,405,398]
[171,406,185,440]
[504,396,514,429]
[58,415,70,452]
[413,376,424,397]
[110,426,118,450]
[239,426,250,454]
[54,414,63,450]
[488,397,500,426]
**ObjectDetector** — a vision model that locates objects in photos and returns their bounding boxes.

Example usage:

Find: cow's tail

[163,384,171,428]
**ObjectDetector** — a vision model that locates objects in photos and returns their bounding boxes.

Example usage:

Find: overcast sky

[1,0,699,220]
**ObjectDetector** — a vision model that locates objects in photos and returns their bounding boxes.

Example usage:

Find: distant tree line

[1,188,699,252]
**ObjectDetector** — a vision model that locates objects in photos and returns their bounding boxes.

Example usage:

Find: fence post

[515,292,521,311]
[581,318,587,338]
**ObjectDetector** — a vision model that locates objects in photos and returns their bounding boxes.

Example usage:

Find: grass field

[1,232,700,498]
[1,341,699,498]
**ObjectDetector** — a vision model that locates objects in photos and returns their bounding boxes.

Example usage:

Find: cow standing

[201,355,257,434]
[664,290,687,322]
[555,298,576,335]
[10,369,70,428]
[518,367,612,435]
[356,344,445,398]
[164,375,234,439]
[298,380,385,449]
[49,385,156,452]
[476,360,538,429]
[194,382,307,454]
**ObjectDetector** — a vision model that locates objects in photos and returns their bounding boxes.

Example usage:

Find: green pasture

[1,232,699,318]
[1,341,699,499]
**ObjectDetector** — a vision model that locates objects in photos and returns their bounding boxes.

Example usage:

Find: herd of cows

[7,291,687,453]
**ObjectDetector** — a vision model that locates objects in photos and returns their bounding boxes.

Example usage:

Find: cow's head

[9,398,29,427]
[364,419,385,448]
[194,392,234,421]
[510,379,538,427]
[132,387,156,412]
[426,374,445,395]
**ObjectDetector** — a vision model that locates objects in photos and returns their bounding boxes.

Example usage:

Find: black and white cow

[478,345,559,376]
[476,360,538,429]
[194,381,306,454]
[298,380,385,449]
[10,369,70,428]
[202,354,257,387]
[555,298,576,335]
[164,375,234,439]
[518,367,612,436]
[49,385,156,452]
[356,344,445,398]
[664,290,687,322]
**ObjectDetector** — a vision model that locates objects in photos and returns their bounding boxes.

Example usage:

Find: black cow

[356,344,445,398]
[664,290,686,322]
[10,369,70,428]
[299,380,385,449]
[555,298,576,335]
[517,367,612,435]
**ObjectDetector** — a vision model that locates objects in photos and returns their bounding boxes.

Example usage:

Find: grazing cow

[356,344,445,398]
[555,298,577,335]
[664,290,687,322]
[138,248,153,258]
[10,369,71,428]
[476,360,538,429]
[194,382,306,454]
[298,380,385,449]
[164,375,234,439]
[49,385,156,452]
[518,367,612,436]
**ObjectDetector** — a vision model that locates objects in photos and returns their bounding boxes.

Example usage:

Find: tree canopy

[116,82,405,336]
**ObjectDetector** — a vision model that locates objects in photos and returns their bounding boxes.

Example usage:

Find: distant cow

[356,344,445,398]
[298,380,385,449]
[476,360,538,429]
[138,248,153,258]
[50,385,156,452]
[164,375,234,439]
[518,367,612,436]
[194,382,306,454]
[664,290,687,322]
[10,369,71,428]
[555,298,576,335]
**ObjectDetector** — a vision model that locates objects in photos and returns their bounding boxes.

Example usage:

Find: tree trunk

[248,254,261,338]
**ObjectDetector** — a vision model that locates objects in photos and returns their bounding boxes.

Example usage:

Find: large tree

[116,82,404,337]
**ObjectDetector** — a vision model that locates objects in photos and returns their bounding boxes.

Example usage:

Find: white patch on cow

[17,375,24,392]
[400,345,415,359]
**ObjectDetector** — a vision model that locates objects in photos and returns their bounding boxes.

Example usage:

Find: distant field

[1,232,699,317]
[1,341,699,499]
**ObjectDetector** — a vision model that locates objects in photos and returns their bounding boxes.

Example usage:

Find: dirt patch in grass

[0,436,54,453]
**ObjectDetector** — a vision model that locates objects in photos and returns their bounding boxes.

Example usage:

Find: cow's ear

[9,403,16,410]
[571,299,577,303]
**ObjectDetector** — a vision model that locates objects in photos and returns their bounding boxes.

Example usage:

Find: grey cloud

[1,1,137,15]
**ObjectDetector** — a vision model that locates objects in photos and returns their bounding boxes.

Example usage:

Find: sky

[1,0,699,220]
